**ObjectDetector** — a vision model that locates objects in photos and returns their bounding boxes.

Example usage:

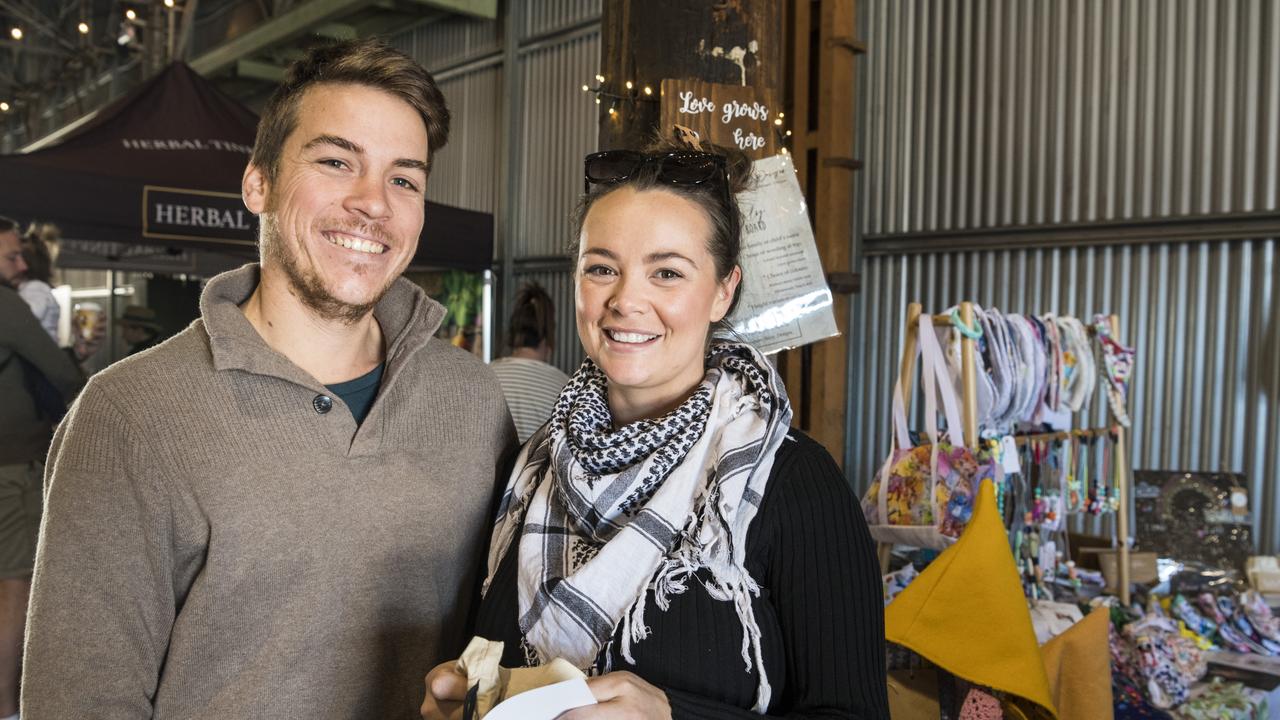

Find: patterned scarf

[483,341,792,713]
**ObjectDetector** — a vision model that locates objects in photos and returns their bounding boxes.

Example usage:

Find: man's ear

[242,163,269,214]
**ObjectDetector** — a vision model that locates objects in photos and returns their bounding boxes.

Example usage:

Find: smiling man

[22,41,516,719]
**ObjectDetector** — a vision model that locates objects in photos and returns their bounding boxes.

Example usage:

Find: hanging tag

[1000,436,1021,474]
[1039,540,1058,575]
[1231,486,1249,517]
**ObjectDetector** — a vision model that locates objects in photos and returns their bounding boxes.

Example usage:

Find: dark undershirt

[325,362,384,425]
[473,429,889,719]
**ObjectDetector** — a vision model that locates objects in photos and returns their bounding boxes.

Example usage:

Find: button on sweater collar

[200,263,446,383]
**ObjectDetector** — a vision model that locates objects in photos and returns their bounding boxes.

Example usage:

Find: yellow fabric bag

[1040,609,1114,720]
[885,479,1057,718]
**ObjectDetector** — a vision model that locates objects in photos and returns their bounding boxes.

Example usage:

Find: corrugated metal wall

[861,0,1280,233]
[389,1,599,371]
[854,0,1280,551]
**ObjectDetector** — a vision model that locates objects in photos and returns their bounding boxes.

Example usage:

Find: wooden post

[788,0,859,461]
[599,0,784,151]
[1111,314,1131,606]
[959,302,980,449]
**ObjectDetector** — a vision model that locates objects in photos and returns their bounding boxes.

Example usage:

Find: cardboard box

[1077,548,1159,593]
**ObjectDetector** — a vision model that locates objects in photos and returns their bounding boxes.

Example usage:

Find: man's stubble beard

[260,213,397,325]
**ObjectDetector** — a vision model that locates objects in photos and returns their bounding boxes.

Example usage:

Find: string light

[608,105,617,117]
[163,0,174,8]
[785,130,792,136]
[0,102,9,112]
[10,28,22,40]
[778,112,785,119]
[77,21,90,34]
[125,9,137,19]
[774,118,782,126]
[579,76,659,110]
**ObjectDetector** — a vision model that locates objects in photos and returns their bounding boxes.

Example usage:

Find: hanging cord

[949,308,983,340]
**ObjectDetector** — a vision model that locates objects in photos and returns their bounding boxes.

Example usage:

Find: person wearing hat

[118,305,163,356]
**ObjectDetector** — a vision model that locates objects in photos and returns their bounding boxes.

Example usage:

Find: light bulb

[0,102,9,112]
[10,28,22,40]
[125,9,137,20]
[643,86,653,95]
[625,80,633,90]
[78,21,90,34]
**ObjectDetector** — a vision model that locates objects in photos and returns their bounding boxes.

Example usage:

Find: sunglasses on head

[583,150,729,202]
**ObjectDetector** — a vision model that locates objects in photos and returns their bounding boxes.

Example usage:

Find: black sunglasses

[583,150,729,202]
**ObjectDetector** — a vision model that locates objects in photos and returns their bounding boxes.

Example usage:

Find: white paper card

[999,436,1021,474]
[727,154,839,354]
[484,678,597,720]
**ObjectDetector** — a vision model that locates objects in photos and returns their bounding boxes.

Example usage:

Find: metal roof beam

[188,0,375,77]
[403,0,495,19]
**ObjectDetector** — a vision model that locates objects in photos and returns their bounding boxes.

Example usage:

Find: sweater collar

[200,263,446,382]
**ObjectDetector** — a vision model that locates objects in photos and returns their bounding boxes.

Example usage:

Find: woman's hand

[557,671,671,720]
[420,661,468,720]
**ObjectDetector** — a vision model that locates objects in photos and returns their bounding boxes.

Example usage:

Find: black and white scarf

[483,341,792,712]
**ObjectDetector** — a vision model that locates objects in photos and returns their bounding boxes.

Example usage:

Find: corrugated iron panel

[523,0,602,39]
[423,66,503,213]
[516,32,601,257]
[851,240,1280,551]
[389,15,501,71]
[509,268,585,374]
[859,0,1280,236]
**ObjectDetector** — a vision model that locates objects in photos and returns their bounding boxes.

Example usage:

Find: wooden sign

[659,79,779,159]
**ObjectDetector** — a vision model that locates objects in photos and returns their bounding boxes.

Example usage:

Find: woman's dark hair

[570,136,753,328]
[20,223,58,285]
[507,282,556,351]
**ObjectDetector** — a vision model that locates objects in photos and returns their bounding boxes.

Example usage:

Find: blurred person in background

[491,283,570,442]
[0,215,101,720]
[17,224,60,343]
[118,305,164,356]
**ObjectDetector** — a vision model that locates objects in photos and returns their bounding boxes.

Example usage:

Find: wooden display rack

[884,301,1133,605]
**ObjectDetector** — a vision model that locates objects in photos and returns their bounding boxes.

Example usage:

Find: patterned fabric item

[1117,615,1208,709]
[958,688,1003,720]
[1112,624,1177,719]
[862,313,994,548]
[1093,314,1135,427]
[1175,678,1268,720]
[483,341,791,713]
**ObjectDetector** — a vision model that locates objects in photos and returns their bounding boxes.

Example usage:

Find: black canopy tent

[0,62,494,274]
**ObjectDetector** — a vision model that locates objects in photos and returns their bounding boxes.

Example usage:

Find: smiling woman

[422,138,889,720]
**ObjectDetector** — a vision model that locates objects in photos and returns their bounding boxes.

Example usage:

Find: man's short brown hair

[249,38,450,183]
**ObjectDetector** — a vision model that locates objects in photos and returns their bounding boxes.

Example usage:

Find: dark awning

[0,62,493,273]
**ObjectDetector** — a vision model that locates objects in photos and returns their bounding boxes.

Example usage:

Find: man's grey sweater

[22,265,516,719]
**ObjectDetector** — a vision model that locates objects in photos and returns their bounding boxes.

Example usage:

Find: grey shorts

[0,462,43,579]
